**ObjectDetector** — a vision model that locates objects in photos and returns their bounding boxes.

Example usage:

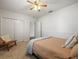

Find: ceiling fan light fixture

[27,0,47,11]
[33,5,38,10]
[32,5,41,11]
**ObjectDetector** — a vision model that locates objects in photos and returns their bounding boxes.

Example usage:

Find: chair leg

[6,45,9,51]
[15,41,17,45]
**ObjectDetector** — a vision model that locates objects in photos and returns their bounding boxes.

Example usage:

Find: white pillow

[62,33,76,48]
[66,37,77,48]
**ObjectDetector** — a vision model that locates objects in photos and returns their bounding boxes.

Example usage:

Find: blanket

[27,37,48,54]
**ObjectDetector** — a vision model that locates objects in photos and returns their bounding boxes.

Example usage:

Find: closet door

[14,20,24,41]
[1,17,15,39]
[1,17,27,41]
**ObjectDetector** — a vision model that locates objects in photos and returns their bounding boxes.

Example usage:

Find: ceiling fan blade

[34,0,40,4]
[27,0,33,4]
[41,5,47,7]
[36,0,39,3]
[30,8,34,10]
[34,1,37,4]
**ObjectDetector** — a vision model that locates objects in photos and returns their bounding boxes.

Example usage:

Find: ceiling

[0,0,78,18]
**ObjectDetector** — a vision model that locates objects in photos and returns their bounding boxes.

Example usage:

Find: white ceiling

[0,0,78,18]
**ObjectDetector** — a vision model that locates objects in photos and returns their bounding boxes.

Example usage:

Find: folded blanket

[27,37,48,54]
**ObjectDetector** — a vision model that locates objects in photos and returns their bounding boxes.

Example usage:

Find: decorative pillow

[0,35,12,42]
[66,36,77,48]
[74,34,78,41]
[62,33,76,48]
[62,33,78,48]
[70,44,78,58]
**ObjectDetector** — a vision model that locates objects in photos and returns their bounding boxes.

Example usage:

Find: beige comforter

[33,37,72,59]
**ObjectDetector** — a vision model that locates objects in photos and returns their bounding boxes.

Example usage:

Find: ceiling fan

[27,0,47,11]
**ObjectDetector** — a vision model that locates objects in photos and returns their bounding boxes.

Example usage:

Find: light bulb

[33,5,38,10]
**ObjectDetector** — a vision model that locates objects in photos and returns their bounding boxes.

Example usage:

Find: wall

[0,9,34,41]
[37,3,78,39]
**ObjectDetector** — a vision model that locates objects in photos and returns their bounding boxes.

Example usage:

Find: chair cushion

[0,37,5,44]
[0,35,12,42]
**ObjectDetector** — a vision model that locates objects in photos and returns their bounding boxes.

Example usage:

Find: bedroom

[0,0,78,59]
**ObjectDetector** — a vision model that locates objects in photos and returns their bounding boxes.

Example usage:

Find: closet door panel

[6,19,15,39]
[1,18,15,39]
[1,18,7,35]
[14,20,24,41]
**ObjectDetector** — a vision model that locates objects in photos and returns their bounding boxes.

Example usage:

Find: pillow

[66,36,77,48]
[0,37,5,44]
[74,34,78,41]
[0,35,12,42]
[62,33,76,48]
[70,44,78,58]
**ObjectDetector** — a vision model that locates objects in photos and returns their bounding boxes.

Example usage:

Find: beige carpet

[0,41,36,59]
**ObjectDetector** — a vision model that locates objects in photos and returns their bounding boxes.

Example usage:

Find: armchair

[0,35,16,51]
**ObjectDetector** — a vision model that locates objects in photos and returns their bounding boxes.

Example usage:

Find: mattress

[33,37,71,59]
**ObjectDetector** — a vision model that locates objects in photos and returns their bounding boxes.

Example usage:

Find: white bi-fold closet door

[1,17,15,39]
[14,20,25,41]
[0,17,26,41]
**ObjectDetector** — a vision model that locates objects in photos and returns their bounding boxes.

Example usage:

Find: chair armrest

[0,38,5,45]
[4,40,17,44]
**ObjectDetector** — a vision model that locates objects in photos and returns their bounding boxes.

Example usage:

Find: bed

[32,37,77,59]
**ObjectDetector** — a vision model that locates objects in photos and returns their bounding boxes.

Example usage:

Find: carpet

[0,41,36,59]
